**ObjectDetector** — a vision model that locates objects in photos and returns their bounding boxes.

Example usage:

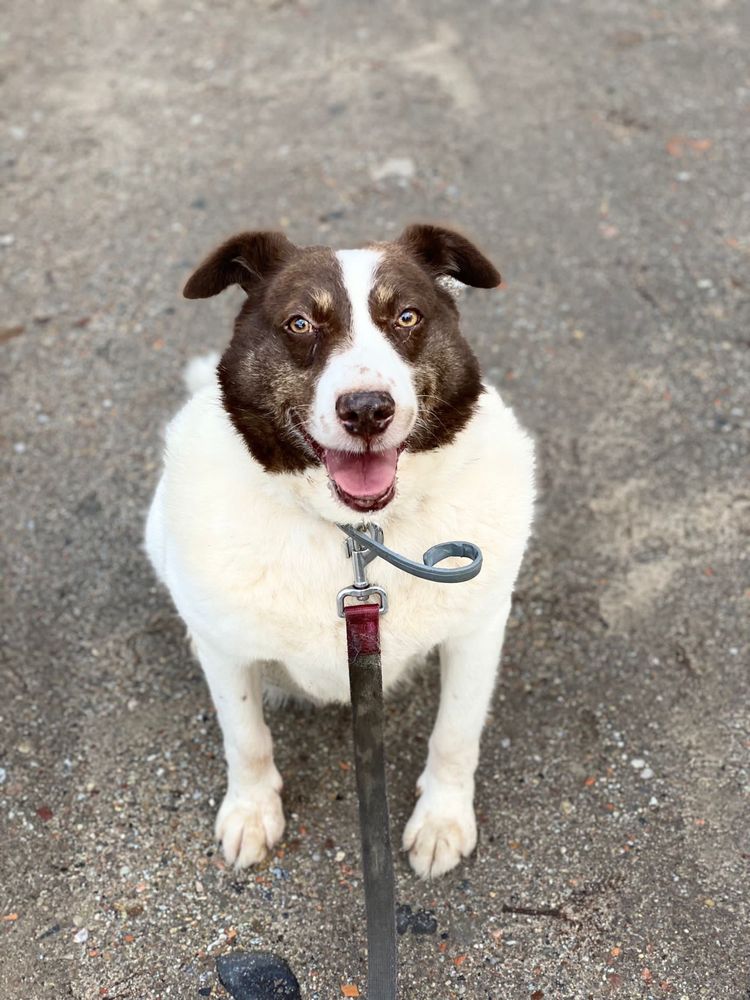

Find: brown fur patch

[311,288,334,312]
[218,245,351,472]
[369,244,484,451]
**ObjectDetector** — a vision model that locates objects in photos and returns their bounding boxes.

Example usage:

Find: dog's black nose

[336,391,395,438]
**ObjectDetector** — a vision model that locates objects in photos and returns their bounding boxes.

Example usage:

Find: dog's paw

[215,786,285,869]
[402,780,477,879]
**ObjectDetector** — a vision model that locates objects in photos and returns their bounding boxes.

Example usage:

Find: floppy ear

[398,223,501,288]
[183,231,297,299]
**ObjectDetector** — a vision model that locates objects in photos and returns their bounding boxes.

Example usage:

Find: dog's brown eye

[286,315,313,335]
[396,308,421,329]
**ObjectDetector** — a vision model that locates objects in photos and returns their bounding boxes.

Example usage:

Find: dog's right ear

[183,231,297,299]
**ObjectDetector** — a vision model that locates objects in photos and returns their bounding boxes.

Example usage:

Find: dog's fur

[145,225,534,878]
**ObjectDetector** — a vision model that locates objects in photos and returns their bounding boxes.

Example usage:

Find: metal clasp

[336,522,389,617]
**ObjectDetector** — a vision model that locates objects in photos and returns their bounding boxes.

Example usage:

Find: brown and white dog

[145,225,534,878]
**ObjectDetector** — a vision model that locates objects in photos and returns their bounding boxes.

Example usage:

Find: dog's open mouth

[322,447,398,512]
[299,425,399,512]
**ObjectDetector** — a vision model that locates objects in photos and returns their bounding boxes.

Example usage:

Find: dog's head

[184,225,500,516]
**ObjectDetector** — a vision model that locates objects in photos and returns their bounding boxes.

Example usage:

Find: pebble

[630,757,646,769]
[396,904,438,936]
[0,768,6,785]
[369,157,415,182]
[74,928,89,944]
[396,904,412,935]
[216,952,302,999]
[640,768,654,780]
[410,909,438,935]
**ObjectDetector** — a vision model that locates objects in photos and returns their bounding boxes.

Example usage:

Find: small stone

[0,768,6,785]
[38,923,61,940]
[640,767,654,780]
[370,157,415,182]
[216,952,301,999]
[630,757,646,769]
[13,442,26,455]
[334,850,345,862]
[409,909,438,935]
[17,741,32,755]
[396,904,412,935]
[74,928,89,944]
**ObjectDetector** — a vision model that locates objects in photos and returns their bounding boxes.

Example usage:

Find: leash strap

[338,523,482,583]
[344,602,398,1000]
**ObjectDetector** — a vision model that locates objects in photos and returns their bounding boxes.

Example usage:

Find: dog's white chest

[155,494,491,702]
[146,379,534,704]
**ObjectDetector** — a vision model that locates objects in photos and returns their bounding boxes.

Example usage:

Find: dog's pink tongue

[324,448,398,498]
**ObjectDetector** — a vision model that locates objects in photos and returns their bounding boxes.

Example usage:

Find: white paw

[215,783,285,869]
[402,779,477,879]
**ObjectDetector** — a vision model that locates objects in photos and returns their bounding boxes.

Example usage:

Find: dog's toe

[215,789,285,869]
[403,787,477,879]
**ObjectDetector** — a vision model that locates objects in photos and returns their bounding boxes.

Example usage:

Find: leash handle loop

[338,523,483,583]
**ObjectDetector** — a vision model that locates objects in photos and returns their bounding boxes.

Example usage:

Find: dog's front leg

[194,637,284,869]
[403,601,510,878]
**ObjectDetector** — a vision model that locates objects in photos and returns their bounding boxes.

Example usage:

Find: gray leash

[337,522,483,999]
[337,523,482,584]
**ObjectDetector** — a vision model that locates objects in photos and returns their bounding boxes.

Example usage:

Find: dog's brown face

[184,225,500,513]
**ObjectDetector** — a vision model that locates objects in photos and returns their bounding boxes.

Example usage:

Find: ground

[1,0,749,998]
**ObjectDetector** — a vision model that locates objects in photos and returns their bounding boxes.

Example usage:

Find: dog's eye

[286,315,313,335]
[395,308,422,329]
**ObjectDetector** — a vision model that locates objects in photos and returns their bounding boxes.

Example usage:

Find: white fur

[183,351,219,395]
[145,364,534,877]
[307,249,417,452]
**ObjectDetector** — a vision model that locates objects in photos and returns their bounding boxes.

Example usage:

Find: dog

[145,224,534,879]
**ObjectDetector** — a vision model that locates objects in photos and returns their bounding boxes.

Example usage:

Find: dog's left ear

[397,224,501,288]
[183,231,297,299]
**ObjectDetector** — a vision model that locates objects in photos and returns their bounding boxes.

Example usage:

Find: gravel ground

[2,1,749,998]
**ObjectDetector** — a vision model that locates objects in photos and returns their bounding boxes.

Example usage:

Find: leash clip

[337,522,389,618]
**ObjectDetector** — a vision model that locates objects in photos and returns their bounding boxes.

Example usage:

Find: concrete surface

[1,0,749,997]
